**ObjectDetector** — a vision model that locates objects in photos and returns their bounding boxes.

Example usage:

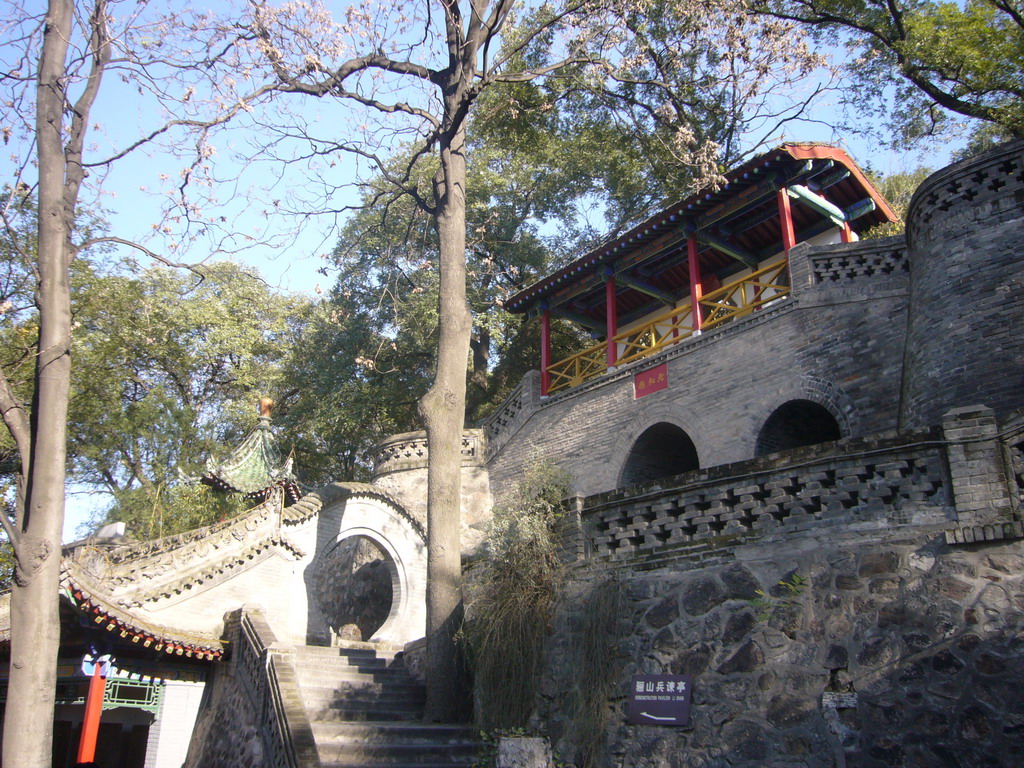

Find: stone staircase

[292,643,481,768]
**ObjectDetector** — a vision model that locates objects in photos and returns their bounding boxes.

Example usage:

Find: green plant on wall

[748,571,807,621]
[464,460,572,730]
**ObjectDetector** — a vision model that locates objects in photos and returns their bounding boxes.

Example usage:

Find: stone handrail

[235,608,321,768]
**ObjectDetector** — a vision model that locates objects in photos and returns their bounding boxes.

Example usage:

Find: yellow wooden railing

[546,339,608,394]
[545,259,790,394]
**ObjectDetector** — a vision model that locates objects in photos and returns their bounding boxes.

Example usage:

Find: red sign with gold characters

[634,363,668,398]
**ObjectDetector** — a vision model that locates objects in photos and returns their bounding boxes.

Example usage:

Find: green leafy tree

[863,165,934,237]
[755,0,1024,145]
[70,262,311,539]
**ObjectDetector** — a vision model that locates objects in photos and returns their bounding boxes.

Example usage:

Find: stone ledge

[945,520,1024,546]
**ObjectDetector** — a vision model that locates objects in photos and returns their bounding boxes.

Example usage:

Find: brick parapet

[565,428,952,567]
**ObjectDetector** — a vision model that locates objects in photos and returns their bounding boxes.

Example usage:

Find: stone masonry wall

[539,533,1024,768]
[484,236,911,502]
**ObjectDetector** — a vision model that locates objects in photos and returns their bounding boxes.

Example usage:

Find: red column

[687,235,704,331]
[777,188,796,252]
[605,275,618,368]
[540,309,551,396]
[77,662,107,763]
[840,221,854,243]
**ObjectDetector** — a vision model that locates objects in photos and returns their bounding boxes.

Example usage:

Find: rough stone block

[497,737,553,768]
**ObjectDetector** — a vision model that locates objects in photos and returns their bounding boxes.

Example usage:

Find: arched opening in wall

[315,536,393,643]
[756,400,842,456]
[619,422,700,487]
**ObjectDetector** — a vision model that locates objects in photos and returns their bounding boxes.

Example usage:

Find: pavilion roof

[505,143,897,328]
[202,399,301,505]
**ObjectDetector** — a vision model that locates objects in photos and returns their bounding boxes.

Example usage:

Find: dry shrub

[565,576,622,768]
[466,461,571,729]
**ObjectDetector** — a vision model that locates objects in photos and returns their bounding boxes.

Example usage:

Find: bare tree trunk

[3,1,75,764]
[420,118,473,722]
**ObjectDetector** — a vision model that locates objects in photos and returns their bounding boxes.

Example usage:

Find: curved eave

[61,568,225,661]
[506,143,897,317]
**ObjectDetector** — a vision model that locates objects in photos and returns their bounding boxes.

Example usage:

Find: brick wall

[901,139,1024,428]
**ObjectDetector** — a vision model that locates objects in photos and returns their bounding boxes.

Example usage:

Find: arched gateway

[304,483,427,646]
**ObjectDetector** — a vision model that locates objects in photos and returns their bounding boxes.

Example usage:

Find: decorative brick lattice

[483,382,526,443]
[915,153,1024,226]
[373,436,429,467]
[372,430,483,474]
[481,373,538,459]
[810,246,908,282]
[585,453,946,559]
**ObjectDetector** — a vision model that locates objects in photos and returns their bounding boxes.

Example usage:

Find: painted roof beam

[696,232,759,269]
[549,306,605,332]
[787,184,846,226]
[802,159,835,191]
[614,273,677,306]
[844,197,877,221]
[808,168,851,193]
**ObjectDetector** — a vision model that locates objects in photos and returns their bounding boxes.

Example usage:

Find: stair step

[301,684,424,701]
[290,642,478,766]
[294,659,409,675]
[312,722,477,743]
[315,740,482,763]
[303,700,419,720]
[293,646,402,662]
[296,666,414,681]
[307,706,422,722]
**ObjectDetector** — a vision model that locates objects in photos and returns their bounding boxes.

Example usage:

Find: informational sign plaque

[628,674,692,726]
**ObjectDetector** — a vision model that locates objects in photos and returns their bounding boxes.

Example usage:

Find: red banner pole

[605,275,618,368]
[77,663,107,763]
[687,236,703,331]
[540,309,551,396]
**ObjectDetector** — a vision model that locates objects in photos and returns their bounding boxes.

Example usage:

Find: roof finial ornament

[259,397,274,429]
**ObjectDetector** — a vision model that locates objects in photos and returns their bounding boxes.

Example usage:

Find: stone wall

[539,534,1024,768]
[525,402,1024,767]
[371,429,493,553]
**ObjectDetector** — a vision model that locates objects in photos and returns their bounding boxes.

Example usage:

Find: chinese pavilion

[505,144,897,395]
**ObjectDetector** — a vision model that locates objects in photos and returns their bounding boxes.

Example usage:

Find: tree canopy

[69,261,311,539]
[755,0,1024,145]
